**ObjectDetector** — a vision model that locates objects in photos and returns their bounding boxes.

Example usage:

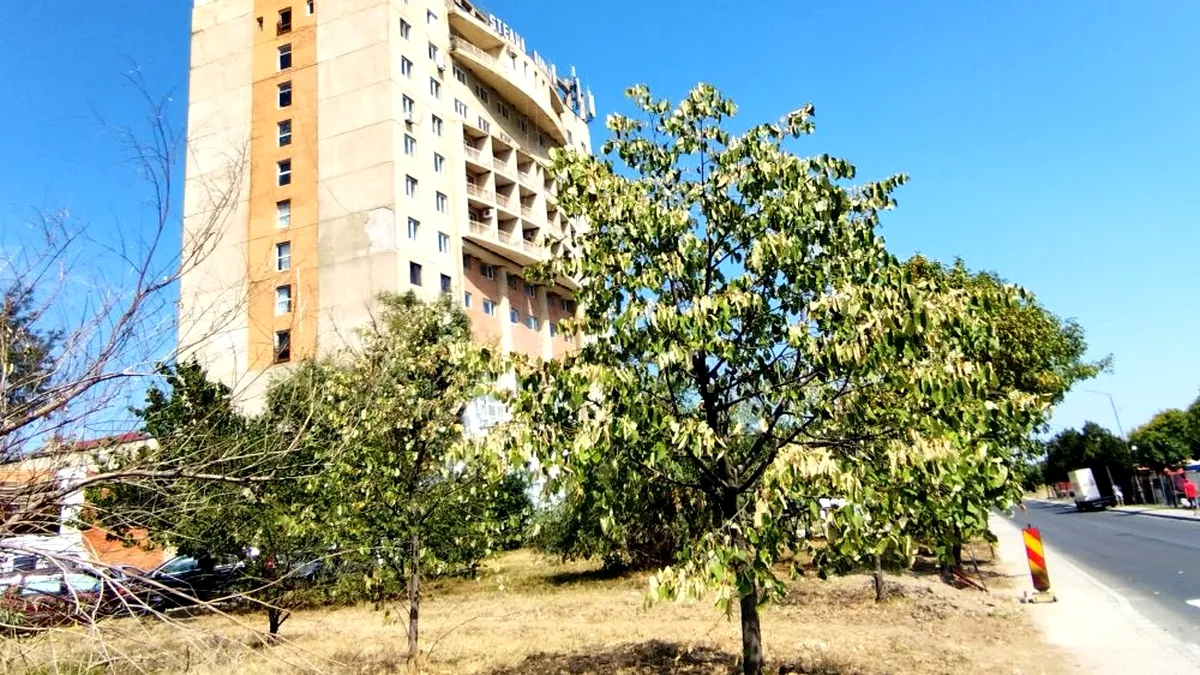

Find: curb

[1025,498,1200,524]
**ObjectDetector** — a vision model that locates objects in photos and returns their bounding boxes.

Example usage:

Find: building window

[481,263,495,280]
[433,153,445,173]
[277,119,292,147]
[453,65,466,83]
[278,81,292,107]
[560,297,573,312]
[278,44,292,70]
[462,253,471,270]
[407,218,419,240]
[428,42,438,61]
[474,84,489,103]
[525,315,539,331]
[276,199,291,228]
[518,118,527,134]
[277,159,292,186]
[478,117,491,133]
[274,330,291,363]
[524,283,535,297]
[509,308,519,324]
[437,231,450,252]
[429,78,441,99]
[405,175,418,197]
[464,291,472,308]
[306,0,314,16]
[277,8,292,33]
[401,57,413,78]
[402,95,415,116]
[275,241,291,271]
[275,285,293,315]
[409,262,423,286]
[435,192,448,213]
[507,275,518,290]
[404,134,416,156]
[440,274,452,294]
[454,99,468,117]
[426,9,436,24]
[538,132,546,148]
[400,18,411,39]
[483,299,496,316]
[431,115,443,136]
[499,103,510,119]
[549,322,558,338]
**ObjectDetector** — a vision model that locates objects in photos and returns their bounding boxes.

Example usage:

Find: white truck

[1069,467,1115,511]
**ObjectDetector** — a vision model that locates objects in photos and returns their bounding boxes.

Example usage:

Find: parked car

[133,555,244,610]
[0,570,139,631]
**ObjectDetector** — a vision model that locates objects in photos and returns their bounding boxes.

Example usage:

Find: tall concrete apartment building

[179,0,594,407]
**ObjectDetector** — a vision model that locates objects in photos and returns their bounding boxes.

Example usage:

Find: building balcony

[468,218,491,236]
[493,159,516,180]
[520,204,536,220]
[517,168,538,190]
[463,143,483,162]
[465,182,494,203]
[448,35,568,145]
[463,221,546,266]
[494,191,519,217]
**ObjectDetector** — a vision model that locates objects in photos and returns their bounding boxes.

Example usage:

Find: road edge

[989,512,1200,672]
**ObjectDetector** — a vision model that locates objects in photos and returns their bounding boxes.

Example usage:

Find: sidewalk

[1113,503,1200,522]
[1027,496,1200,523]
[990,514,1200,673]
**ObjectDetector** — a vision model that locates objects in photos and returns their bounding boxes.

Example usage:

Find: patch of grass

[0,548,1064,674]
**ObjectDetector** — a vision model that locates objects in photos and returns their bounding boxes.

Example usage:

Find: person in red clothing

[1184,479,1198,515]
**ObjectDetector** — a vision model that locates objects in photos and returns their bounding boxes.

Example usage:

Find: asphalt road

[1007,501,1200,650]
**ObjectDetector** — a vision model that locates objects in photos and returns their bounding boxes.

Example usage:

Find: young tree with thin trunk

[287,292,515,664]
[512,84,1027,674]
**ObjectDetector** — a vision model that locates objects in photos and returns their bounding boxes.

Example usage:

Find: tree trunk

[407,531,420,663]
[738,580,764,675]
[267,607,283,637]
[719,487,765,675]
[873,554,885,602]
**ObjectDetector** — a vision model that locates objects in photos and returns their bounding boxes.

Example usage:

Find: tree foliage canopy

[511,83,1059,674]
[1130,407,1198,469]
[1043,421,1131,485]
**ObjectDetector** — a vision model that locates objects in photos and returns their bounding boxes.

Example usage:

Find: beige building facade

[179,0,594,407]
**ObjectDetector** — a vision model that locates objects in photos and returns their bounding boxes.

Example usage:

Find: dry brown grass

[0,546,1066,675]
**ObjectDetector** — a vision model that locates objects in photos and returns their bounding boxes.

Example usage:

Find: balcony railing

[465,183,493,201]
[495,192,517,210]
[463,144,482,162]
[493,160,514,178]
[449,36,495,66]
[468,219,489,235]
[520,205,535,220]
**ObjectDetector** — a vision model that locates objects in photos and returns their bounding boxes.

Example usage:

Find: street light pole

[1082,389,1140,504]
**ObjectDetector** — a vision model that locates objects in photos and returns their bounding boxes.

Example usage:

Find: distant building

[0,434,165,572]
[179,0,594,409]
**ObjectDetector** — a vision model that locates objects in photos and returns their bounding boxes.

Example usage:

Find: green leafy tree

[512,84,1031,674]
[95,361,324,636]
[888,258,1102,568]
[1130,409,1196,469]
[1044,422,1132,487]
[1,283,62,455]
[295,292,512,663]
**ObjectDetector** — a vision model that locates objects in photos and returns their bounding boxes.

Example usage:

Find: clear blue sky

[1,1,1197,436]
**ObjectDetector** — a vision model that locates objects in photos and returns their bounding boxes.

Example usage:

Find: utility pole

[1083,389,1140,504]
